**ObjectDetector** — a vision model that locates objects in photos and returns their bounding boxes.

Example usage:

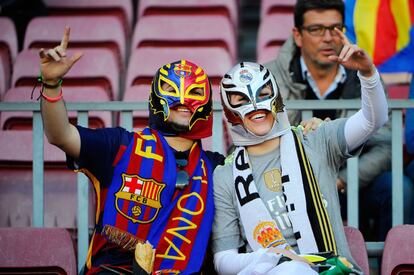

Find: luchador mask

[149,60,213,139]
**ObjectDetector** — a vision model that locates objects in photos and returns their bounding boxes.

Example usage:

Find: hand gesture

[39,27,82,84]
[328,28,375,77]
[300,117,331,135]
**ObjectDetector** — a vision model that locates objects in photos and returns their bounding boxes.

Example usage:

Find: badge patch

[115,173,166,224]
[174,64,192,77]
[239,69,253,83]
[253,221,286,248]
[264,169,282,192]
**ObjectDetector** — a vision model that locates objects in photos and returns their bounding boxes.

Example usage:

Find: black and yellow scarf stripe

[292,129,338,255]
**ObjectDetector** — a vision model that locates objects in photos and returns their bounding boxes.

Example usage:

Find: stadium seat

[0,17,18,99]
[12,48,120,100]
[122,85,151,131]
[0,227,77,275]
[344,226,370,275]
[0,57,7,99]
[260,0,295,19]
[387,83,410,99]
[0,130,96,229]
[381,224,414,275]
[125,47,232,101]
[24,15,126,70]
[137,0,238,30]
[131,15,237,62]
[256,13,293,64]
[43,0,133,38]
[1,87,112,130]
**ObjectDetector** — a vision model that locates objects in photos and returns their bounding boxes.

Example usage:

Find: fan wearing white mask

[212,29,387,275]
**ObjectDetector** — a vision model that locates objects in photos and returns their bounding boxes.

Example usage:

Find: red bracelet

[41,88,63,103]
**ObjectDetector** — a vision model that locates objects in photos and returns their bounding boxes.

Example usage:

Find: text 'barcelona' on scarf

[102,127,214,274]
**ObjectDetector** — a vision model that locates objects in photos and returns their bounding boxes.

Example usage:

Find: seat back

[382,224,414,275]
[43,0,133,37]
[260,0,296,19]
[24,15,126,70]
[257,13,293,63]
[0,227,77,275]
[12,49,119,100]
[131,15,236,62]
[137,0,238,30]
[344,226,370,275]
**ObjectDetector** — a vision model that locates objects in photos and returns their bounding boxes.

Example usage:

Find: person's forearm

[344,69,388,152]
[40,86,80,157]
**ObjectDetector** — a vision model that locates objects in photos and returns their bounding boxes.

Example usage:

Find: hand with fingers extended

[300,117,331,135]
[39,26,82,85]
[328,28,375,77]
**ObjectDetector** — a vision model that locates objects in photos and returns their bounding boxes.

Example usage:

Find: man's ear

[292,27,302,48]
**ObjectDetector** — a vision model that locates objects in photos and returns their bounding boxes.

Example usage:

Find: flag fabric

[345,0,414,72]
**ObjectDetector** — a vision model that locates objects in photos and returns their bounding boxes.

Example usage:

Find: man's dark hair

[294,0,345,28]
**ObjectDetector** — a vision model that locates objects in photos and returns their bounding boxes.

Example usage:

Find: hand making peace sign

[328,28,376,77]
[38,27,83,85]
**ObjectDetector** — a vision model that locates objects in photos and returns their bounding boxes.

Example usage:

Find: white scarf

[233,130,337,254]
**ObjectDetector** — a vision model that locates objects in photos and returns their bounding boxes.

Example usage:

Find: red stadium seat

[12,48,120,100]
[0,17,18,99]
[122,85,151,131]
[0,130,96,229]
[381,224,414,275]
[0,227,76,274]
[1,87,112,130]
[43,0,133,38]
[344,226,370,275]
[387,83,410,99]
[257,13,293,63]
[131,15,237,62]
[125,47,232,101]
[0,17,18,62]
[24,15,126,70]
[137,0,238,30]
[260,0,295,19]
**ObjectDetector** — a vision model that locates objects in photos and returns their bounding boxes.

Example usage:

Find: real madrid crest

[253,221,286,248]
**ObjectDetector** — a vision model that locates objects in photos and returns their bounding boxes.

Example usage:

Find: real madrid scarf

[234,129,337,254]
[102,127,214,274]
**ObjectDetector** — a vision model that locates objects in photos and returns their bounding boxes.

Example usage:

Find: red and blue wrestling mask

[149,60,213,139]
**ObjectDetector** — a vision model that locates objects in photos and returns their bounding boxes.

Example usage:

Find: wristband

[41,88,63,103]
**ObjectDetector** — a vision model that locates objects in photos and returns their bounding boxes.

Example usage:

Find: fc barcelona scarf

[102,127,214,274]
[234,129,337,255]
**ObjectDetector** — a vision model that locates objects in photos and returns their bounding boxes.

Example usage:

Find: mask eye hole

[188,87,204,97]
[256,82,274,102]
[228,92,250,108]
[161,80,175,92]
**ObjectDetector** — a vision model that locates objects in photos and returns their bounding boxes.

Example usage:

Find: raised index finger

[60,26,70,50]
[334,27,350,45]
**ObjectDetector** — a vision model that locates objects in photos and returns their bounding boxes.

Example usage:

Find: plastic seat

[131,15,237,62]
[12,48,120,100]
[257,13,293,63]
[24,15,126,70]
[1,87,112,130]
[122,85,151,132]
[0,130,96,229]
[125,47,232,101]
[387,83,410,99]
[0,17,18,99]
[343,226,370,275]
[260,0,295,18]
[381,224,414,275]
[43,0,133,37]
[0,227,76,275]
[137,0,238,30]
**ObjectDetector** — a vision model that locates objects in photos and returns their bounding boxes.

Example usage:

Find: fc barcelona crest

[174,63,192,77]
[115,173,166,224]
